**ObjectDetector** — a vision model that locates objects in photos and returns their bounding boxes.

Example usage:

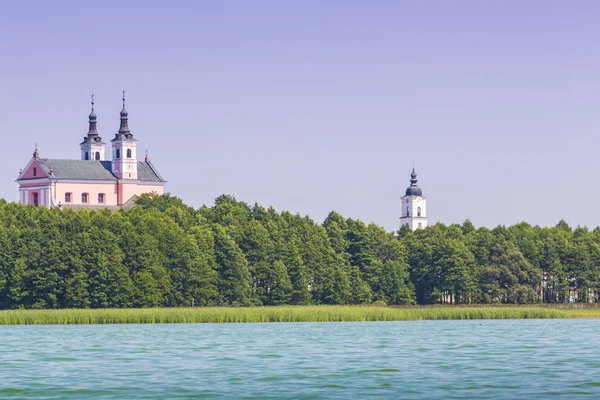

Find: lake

[1,319,599,398]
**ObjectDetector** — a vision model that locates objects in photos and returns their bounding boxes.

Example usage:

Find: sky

[1,1,599,231]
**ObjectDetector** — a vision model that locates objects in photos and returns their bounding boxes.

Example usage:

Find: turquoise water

[1,319,599,398]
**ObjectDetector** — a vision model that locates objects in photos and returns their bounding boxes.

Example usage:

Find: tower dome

[405,168,422,196]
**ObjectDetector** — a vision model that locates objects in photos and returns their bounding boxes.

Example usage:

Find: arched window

[418,223,422,229]
[98,193,105,204]
[417,207,421,217]
[33,167,37,177]
[126,149,132,158]
[406,207,409,217]
[85,151,89,160]
[95,152,100,160]
[32,193,39,206]
[65,193,72,203]
[116,149,121,159]
[82,193,89,204]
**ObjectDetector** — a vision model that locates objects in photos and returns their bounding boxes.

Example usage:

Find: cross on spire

[91,93,95,111]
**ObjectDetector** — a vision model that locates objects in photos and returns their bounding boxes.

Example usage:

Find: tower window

[33,193,39,206]
[82,193,89,204]
[417,207,421,217]
[406,207,409,217]
[33,167,37,177]
[116,149,121,159]
[418,223,422,228]
[65,193,72,203]
[95,152,100,160]
[85,151,89,160]
[126,149,132,158]
[98,193,105,204]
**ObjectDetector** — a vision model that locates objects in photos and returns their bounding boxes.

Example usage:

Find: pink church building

[16,94,166,209]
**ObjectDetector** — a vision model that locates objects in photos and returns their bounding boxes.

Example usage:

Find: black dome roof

[405,186,422,196]
[405,168,423,197]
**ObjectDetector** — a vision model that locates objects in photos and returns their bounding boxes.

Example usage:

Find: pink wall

[121,183,164,205]
[55,182,164,207]
[55,182,119,206]
[19,181,50,188]
[18,176,164,208]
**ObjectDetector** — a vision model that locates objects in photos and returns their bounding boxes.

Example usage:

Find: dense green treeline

[0,194,598,309]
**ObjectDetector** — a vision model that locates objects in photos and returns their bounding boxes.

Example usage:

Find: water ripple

[1,320,600,398]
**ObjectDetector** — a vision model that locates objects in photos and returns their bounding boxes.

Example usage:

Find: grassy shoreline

[2,305,600,325]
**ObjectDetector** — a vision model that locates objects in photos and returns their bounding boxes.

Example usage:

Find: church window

[95,152,100,160]
[418,223,422,228]
[98,193,105,204]
[126,149,132,158]
[417,207,421,217]
[65,193,72,203]
[406,207,409,217]
[33,167,37,177]
[82,193,88,204]
[85,151,89,160]
[33,193,39,206]
[116,149,121,159]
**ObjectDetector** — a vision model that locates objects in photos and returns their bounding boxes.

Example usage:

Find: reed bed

[1,305,600,325]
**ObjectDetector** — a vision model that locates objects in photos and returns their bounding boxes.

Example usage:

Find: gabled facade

[16,93,166,209]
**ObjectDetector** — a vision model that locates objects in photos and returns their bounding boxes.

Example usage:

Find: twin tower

[399,168,428,231]
[80,92,139,180]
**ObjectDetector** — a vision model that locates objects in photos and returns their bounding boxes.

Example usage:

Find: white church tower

[400,167,428,231]
[111,91,138,180]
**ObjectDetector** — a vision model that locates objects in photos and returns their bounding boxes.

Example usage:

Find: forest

[0,193,598,309]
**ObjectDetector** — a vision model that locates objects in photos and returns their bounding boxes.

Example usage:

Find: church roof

[18,159,165,182]
[405,168,423,197]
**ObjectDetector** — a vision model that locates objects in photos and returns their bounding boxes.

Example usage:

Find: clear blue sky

[1,1,599,231]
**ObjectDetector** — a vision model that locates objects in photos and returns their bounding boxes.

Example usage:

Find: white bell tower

[111,91,138,180]
[400,167,428,231]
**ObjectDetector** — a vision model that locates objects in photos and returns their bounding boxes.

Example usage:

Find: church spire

[81,94,106,160]
[87,93,98,136]
[118,90,131,135]
[410,164,418,186]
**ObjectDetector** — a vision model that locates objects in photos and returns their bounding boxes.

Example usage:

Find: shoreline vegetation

[2,305,600,325]
[3,194,600,310]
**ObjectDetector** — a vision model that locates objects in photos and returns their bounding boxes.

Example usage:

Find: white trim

[17,184,52,191]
